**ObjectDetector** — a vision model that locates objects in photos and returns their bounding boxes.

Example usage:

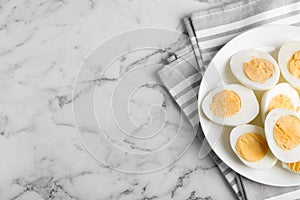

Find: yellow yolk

[288,50,300,79]
[267,94,294,115]
[244,58,275,83]
[297,106,300,113]
[210,90,241,118]
[274,115,300,150]
[287,161,300,173]
[235,132,268,162]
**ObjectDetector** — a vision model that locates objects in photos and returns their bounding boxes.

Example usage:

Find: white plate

[198,25,300,187]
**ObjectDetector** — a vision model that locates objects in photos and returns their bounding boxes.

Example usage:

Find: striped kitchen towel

[158,0,300,199]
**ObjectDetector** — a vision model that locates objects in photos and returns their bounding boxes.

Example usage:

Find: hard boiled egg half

[282,161,300,175]
[230,49,280,90]
[202,84,259,126]
[265,108,300,163]
[230,124,277,169]
[261,83,300,122]
[278,41,300,89]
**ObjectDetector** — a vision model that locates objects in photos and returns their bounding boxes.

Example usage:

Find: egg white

[201,84,259,126]
[265,108,300,163]
[230,49,280,90]
[261,83,300,123]
[278,41,300,89]
[230,124,277,169]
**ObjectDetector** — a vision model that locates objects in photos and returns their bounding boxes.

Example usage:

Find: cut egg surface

[202,84,259,126]
[278,41,300,89]
[261,83,300,122]
[265,108,300,163]
[230,49,280,90]
[282,161,300,175]
[230,124,277,169]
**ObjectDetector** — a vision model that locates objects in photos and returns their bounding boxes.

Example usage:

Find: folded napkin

[158,0,300,199]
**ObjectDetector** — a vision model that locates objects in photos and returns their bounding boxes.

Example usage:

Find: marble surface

[0,0,237,199]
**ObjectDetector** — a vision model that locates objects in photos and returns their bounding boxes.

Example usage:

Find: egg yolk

[244,58,275,83]
[287,161,300,173]
[274,115,300,150]
[288,50,300,79]
[267,94,294,115]
[235,132,268,162]
[210,90,241,118]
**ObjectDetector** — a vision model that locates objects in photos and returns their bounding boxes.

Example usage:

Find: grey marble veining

[0,0,237,199]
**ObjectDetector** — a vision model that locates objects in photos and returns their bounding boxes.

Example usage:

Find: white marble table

[0,0,237,199]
